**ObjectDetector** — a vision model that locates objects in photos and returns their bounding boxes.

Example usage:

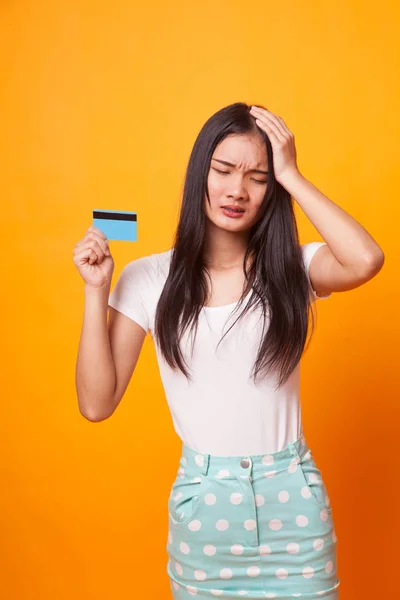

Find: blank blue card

[92,209,137,241]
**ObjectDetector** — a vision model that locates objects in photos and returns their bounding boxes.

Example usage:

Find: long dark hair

[154,102,318,391]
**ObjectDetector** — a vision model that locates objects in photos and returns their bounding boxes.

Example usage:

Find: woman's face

[205,133,269,232]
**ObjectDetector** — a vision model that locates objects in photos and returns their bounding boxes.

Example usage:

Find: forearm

[279,170,385,271]
[75,284,116,421]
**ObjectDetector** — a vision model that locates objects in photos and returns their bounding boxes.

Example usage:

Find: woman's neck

[203,228,251,271]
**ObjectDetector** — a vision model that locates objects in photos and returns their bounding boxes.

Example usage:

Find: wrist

[276,168,305,192]
[84,282,111,296]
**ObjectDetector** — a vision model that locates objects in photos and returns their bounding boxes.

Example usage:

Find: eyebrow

[212,158,269,176]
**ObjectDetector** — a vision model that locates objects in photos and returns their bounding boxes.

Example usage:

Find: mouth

[221,205,245,214]
[221,206,246,219]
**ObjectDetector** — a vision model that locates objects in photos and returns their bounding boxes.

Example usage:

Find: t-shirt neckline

[202,288,252,311]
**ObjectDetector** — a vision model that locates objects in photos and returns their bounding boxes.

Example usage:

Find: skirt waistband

[178,433,312,479]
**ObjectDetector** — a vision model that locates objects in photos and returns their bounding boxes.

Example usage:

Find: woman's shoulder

[119,248,173,294]
[150,247,173,276]
[300,241,328,270]
[122,247,172,274]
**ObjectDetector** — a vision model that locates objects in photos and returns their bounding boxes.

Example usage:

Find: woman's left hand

[249,106,299,185]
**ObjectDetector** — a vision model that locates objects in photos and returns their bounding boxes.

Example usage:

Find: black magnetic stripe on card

[93,211,137,222]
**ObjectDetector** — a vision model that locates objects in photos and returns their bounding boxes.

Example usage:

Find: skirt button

[240,458,250,468]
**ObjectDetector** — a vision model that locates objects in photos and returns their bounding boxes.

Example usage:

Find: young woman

[74,102,384,599]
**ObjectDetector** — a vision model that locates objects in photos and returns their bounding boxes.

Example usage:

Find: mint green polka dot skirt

[166,433,340,599]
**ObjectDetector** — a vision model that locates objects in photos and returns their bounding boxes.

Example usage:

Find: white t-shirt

[108,242,331,456]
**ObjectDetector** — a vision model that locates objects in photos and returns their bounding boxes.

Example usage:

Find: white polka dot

[173,491,183,501]
[313,538,324,551]
[292,594,302,598]
[244,519,257,531]
[175,562,183,575]
[172,580,179,591]
[230,492,243,505]
[302,566,314,578]
[264,470,276,478]
[286,542,299,554]
[237,591,248,596]
[276,568,288,579]
[195,454,204,467]
[186,584,198,595]
[181,456,187,465]
[205,493,217,505]
[268,519,282,531]
[332,530,338,543]
[259,544,272,556]
[320,508,330,521]
[262,454,274,466]
[194,569,207,581]
[278,490,289,503]
[220,567,233,579]
[204,544,216,556]
[188,519,202,531]
[301,486,312,499]
[192,476,202,483]
[231,544,244,555]
[216,519,229,531]
[255,494,265,506]
[309,472,320,484]
[265,594,277,598]
[247,566,260,577]
[296,514,309,527]
[211,591,224,596]
[216,469,230,478]
[178,467,185,477]
[288,457,300,473]
[180,541,190,554]
[168,531,173,544]
[325,560,333,574]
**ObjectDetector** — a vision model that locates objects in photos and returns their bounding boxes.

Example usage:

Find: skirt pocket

[296,451,332,512]
[168,474,207,527]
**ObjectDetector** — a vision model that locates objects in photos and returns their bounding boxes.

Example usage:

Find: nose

[226,175,248,200]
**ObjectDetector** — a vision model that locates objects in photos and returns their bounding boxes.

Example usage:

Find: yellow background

[1,1,397,597]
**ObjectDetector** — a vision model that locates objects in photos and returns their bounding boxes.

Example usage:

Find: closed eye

[213,168,267,185]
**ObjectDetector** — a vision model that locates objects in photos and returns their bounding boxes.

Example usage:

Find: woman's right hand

[73,226,114,289]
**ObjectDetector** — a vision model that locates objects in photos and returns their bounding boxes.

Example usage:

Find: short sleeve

[108,256,153,332]
[301,242,332,301]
